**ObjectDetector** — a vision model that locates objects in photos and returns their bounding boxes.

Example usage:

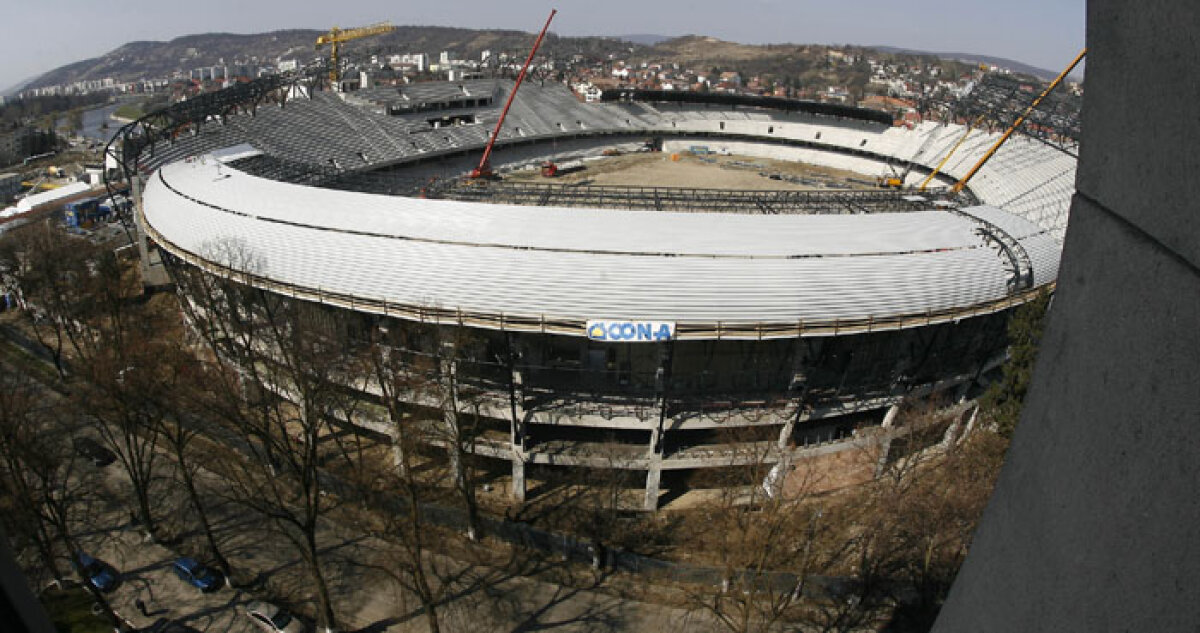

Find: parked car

[170,557,223,592]
[244,600,306,633]
[72,437,116,467]
[72,552,117,592]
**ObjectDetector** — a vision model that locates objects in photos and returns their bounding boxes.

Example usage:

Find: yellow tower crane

[315,22,395,86]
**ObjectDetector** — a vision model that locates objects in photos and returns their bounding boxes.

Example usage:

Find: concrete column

[960,405,979,438]
[643,462,662,511]
[510,370,527,503]
[778,404,809,449]
[509,369,526,449]
[511,458,526,503]
[131,175,150,273]
[440,358,464,490]
[644,413,666,509]
[390,410,410,474]
[881,403,901,428]
[874,435,894,478]
[644,341,673,511]
[934,5,1200,629]
[507,335,527,502]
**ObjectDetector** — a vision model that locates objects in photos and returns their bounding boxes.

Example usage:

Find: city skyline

[2,0,1085,93]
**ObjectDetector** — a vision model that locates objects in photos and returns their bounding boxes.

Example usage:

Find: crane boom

[951,48,1086,194]
[918,115,985,192]
[469,9,557,179]
[315,22,395,86]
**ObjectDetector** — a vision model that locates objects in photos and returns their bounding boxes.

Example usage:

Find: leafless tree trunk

[0,221,103,378]
[174,247,361,632]
[0,369,69,589]
[684,420,848,633]
[430,326,484,542]
[0,368,124,629]
[361,320,479,633]
[156,371,233,579]
[842,398,1006,630]
[75,321,173,540]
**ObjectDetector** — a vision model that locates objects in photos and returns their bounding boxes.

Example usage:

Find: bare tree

[429,325,486,542]
[0,221,101,377]
[157,356,235,580]
[173,252,361,633]
[70,263,177,540]
[844,400,1005,630]
[0,220,176,541]
[0,367,125,629]
[358,318,485,633]
[0,368,69,589]
[351,423,459,633]
[683,420,850,633]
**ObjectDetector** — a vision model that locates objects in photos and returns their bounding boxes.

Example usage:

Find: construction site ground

[504,151,876,191]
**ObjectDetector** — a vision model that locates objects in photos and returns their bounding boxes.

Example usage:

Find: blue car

[73,552,117,592]
[171,557,223,592]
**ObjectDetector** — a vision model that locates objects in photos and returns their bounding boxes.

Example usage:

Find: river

[78,104,122,143]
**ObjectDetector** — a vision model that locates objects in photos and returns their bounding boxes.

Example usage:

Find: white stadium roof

[143,153,1060,339]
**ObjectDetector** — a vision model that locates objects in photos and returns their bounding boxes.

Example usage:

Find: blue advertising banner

[585,320,676,342]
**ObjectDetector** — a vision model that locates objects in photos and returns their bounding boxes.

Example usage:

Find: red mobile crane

[468,9,557,179]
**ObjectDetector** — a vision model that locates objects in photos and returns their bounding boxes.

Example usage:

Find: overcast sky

[2,0,1086,92]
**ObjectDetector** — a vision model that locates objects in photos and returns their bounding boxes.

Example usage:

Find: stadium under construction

[107,57,1079,509]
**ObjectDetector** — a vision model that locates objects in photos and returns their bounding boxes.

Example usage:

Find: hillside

[870,46,1067,80]
[22,27,1058,94]
[29,30,321,88]
[24,27,647,90]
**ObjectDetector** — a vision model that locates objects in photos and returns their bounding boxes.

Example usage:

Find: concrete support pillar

[509,369,526,449]
[440,358,464,490]
[934,6,1200,627]
[959,405,979,440]
[507,335,527,503]
[131,175,150,274]
[874,435,894,478]
[510,370,527,503]
[644,341,673,511]
[511,459,526,503]
[778,403,809,449]
[939,406,973,449]
[648,423,663,457]
[881,403,901,428]
[643,462,662,512]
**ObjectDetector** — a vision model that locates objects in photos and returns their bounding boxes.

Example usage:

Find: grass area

[0,318,68,391]
[41,586,111,633]
[113,96,169,122]
[112,103,144,121]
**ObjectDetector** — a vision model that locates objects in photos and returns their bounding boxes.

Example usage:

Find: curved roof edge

[143,152,1057,340]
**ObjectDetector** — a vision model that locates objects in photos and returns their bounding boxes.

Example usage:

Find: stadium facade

[111,68,1076,509]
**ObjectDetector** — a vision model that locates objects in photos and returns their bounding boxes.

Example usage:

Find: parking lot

[72,462,261,633]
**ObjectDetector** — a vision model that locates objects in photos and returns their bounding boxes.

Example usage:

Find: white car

[244,600,306,633]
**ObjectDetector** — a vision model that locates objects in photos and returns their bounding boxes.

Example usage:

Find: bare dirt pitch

[503,151,877,190]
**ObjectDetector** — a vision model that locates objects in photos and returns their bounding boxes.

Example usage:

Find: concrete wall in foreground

[932,1,1200,631]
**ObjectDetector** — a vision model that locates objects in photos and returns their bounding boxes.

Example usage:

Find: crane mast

[469,9,557,179]
[316,22,396,86]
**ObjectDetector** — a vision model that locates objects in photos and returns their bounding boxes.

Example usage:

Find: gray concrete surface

[1073,0,1200,271]
[932,1,1200,631]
